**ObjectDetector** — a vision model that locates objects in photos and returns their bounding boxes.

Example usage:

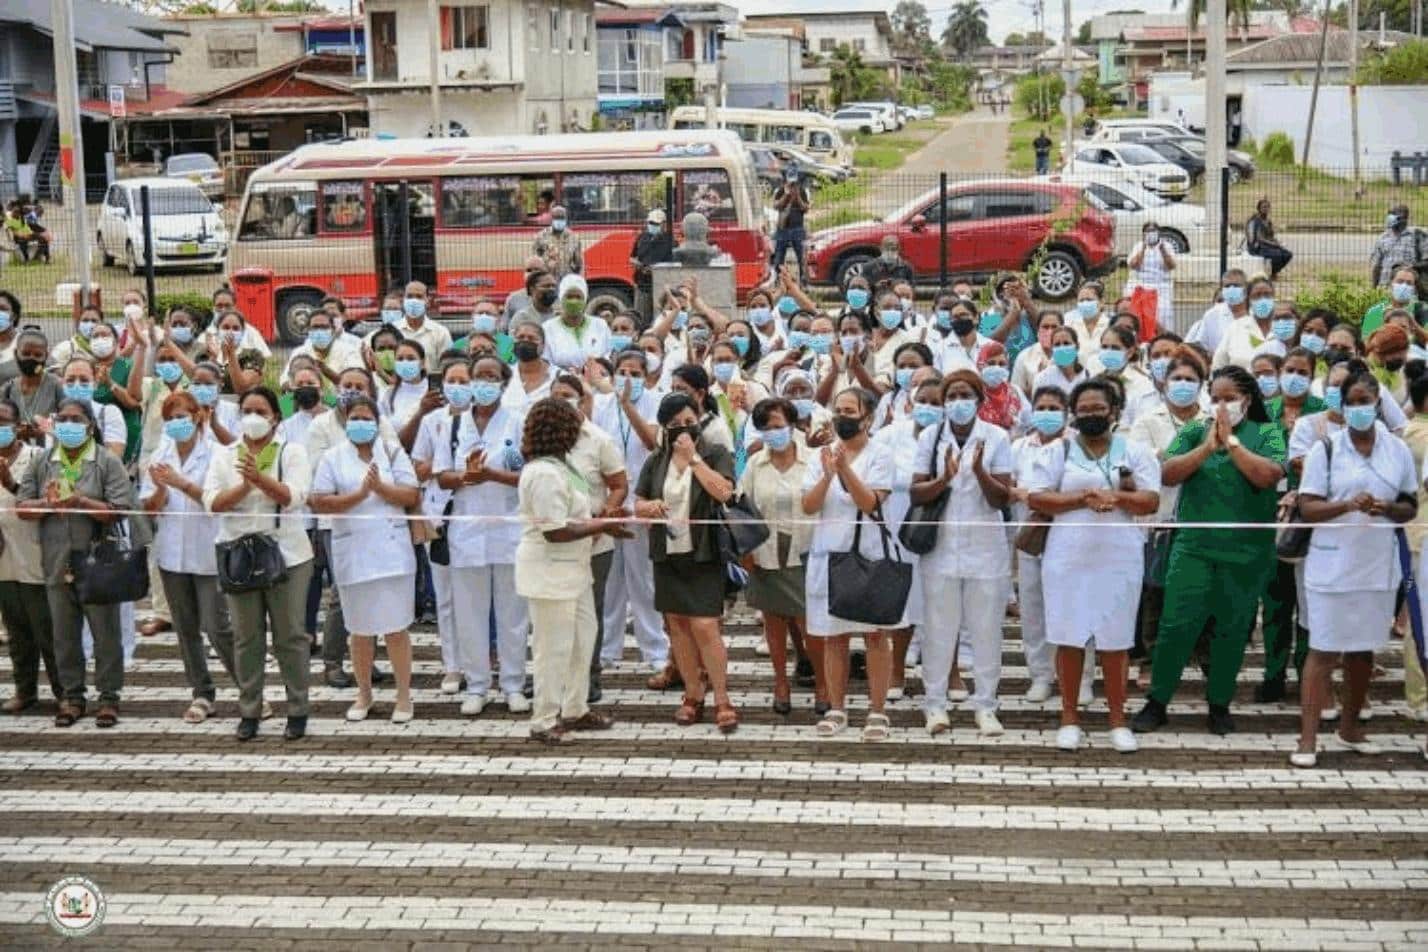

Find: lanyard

[57,442,91,491]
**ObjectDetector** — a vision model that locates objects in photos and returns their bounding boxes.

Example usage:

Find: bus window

[808,130,835,153]
[320,181,367,233]
[442,175,526,226]
[682,169,735,223]
[726,122,759,143]
[769,125,801,144]
[561,171,663,225]
[239,184,317,240]
[672,119,697,130]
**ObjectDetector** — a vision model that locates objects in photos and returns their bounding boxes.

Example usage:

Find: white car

[913,104,936,120]
[832,109,885,136]
[96,177,228,275]
[164,152,225,200]
[846,101,902,131]
[1089,118,1196,142]
[1040,172,1208,257]
[1068,144,1191,201]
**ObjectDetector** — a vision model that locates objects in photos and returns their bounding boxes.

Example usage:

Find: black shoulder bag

[216,445,290,593]
[1276,435,1333,562]
[898,422,948,556]
[428,417,463,566]
[75,518,149,606]
[829,501,913,627]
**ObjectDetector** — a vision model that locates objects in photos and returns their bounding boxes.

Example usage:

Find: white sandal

[862,712,890,742]
[815,709,848,737]
[182,697,214,724]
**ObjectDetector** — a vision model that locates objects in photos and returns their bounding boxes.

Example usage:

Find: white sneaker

[506,692,532,714]
[1024,679,1053,703]
[974,710,1004,736]
[925,710,950,735]
[1108,727,1138,754]
[460,694,487,716]
[1055,724,1083,751]
[755,639,770,656]
[949,684,969,702]
[886,685,905,702]
[440,672,463,695]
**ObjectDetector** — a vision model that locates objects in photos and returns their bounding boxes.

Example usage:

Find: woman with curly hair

[516,397,628,744]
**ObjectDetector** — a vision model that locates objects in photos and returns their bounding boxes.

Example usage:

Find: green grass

[854,146,908,171]
[815,206,874,229]
[816,179,868,206]
[1006,116,1044,174]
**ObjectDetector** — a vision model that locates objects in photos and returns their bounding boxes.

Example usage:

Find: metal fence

[2,166,1425,339]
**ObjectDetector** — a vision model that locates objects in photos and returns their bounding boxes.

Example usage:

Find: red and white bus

[227,130,770,342]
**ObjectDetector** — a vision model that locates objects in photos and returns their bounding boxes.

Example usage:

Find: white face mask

[89,337,116,358]
[240,413,271,441]
[123,303,144,322]
[1221,399,1246,428]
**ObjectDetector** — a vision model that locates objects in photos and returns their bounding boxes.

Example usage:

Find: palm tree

[942,1,991,57]
[1170,0,1256,32]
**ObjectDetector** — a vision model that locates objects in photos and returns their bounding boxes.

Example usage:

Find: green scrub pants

[1258,558,1305,685]
[1150,546,1272,707]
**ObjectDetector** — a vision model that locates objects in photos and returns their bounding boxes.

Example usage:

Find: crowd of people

[0,240,1426,764]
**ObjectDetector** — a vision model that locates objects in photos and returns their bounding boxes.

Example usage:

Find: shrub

[155,290,216,326]
[1293,272,1385,328]
[1357,38,1428,85]
[1258,132,1297,170]
[1014,73,1066,122]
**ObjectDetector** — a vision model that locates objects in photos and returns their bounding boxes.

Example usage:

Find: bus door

[372,180,437,291]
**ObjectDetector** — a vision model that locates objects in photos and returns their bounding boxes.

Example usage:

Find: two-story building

[745,0,900,88]
[594,5,682,130]
[163,13,365,96]
[358,0,599,138]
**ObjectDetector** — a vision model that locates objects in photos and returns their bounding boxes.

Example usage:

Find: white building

[744,0,900,88]
[359,0,598,138]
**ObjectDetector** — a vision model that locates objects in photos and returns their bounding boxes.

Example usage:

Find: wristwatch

[1227,435,1242,449]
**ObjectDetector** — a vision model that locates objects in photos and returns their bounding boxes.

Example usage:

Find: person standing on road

[1371,204,1423,288]
[1126,222,1175,334]
[1246,199,1293,279]
[630,209,673,324]
[1033,129,1054,175]
[532,204,584,281]
[771,166,811,281]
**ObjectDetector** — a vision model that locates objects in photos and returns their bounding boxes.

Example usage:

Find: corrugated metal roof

[1227,29,1420,66]
[0,0,183,52]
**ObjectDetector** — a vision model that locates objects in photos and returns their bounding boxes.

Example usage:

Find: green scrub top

[1164,417,1287,565]
[1361,299,1427,338]
[1265,394,1326,490]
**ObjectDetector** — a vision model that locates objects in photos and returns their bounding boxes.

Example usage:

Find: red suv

[803,180,1116,300]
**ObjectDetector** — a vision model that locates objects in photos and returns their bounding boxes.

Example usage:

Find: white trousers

[1017,553,1055,685]
[601,528,669,668]
[429,558,467,678]
[529,588,598,732]
[921,574,1006,713]
[450,563,529,697]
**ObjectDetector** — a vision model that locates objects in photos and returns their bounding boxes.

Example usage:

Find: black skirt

[653,553,726,618]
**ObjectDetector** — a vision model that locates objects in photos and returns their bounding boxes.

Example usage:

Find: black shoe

[283,716,307,741]
[773,697,792,716]
[794,655,814,687]
[1131,698,1168,733]
[522,675,535,699]
[307,635,320,656]
[1207,704,1235,736]
[371,666,393,686]
[813,700,831,717]
[235,718,259,742]
[324,667,354,689]
[587,675,603,705]
[1254,676,1286,704]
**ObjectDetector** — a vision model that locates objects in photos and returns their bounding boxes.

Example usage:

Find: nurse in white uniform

[310,395,422,723]
[1292,369,1418,768]
[1029,378,1161,754]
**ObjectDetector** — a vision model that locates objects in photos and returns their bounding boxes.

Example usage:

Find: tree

[1170,0,1255,30]
[1004,32,1028,45]
[828,46,887,107]
[1076,20,1094,43]
[942,1,991,56]
[892,1,934,53]
[1015,72,1066,121]
[1023,30,1055,46]
[1357,38,1428,84]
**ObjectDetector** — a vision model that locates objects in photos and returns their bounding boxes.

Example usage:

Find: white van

[96,177,228,275]
[668,106,853,169]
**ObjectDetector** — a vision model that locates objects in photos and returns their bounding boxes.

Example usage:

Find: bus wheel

[275,290,323,345]
[587,283,632,317]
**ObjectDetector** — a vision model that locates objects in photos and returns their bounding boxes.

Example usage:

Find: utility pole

[51,0,93,298]
[1349,0,1362,197]
[1062,0,1073,168]
[427,0,443,136]
[1204,0,1227,248]
[1301,0,1332,187]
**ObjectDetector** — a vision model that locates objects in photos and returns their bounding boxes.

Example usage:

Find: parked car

[832,108,885,136]
[765,144,851,183]
[1139,138,1206,184]
[1041,172,1208,257]
[803,180,1116,300]
[1089,119,1196,142]
[913,104,936,120]
[163,152,225,200]
[1147,134,1257,184]
[1068,143,1191,201]
[96,177,228,275]
[846,101,903,131]
[747,147,786,194]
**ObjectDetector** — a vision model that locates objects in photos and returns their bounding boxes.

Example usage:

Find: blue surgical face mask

[845,288,869,310]
[1280,371,1311,398]
[1166,379,1200,408]
[308,328,333,350]
[77,320,96,339]
[1345,403,1377,432]
[55,420,90,449]
[615,374,645,401]
[1149,357,1170,382]
[163,416,197,443]
[792,398,815,420]
[472,313,497,335]
[1250,297,1275,320]
[749,306,774,327]
[190,383,219,407]
[403,298,426,319]
[672,310,689,330]
[1052,344,1078,367]
[443,382,473,408]
[1099,349,1127,372]
[945,398,978,426]
[777,295,798,316]
[761,426,792,451]
[155,361,182,384]
[169,324,194,345]
[787,330,810,350]
[1031,409,1065,436]
[646,222,660,235]
[1271,318,1297,341]
[0,425,15,449]
[346,418,379,444]
[1076,299,1099,320]
[608,334,633,354]
[551,218,567,232]
[381,308,402,325]
[0,312,10,334]
[912,403,942,429]
[1300,332,1326,354]
[981,365,1010,389]
[1222,285,1246,307]
[1392,281,1417,304]
[712,362,736,385]
[1324,385,1342,412]
[63,381,94,402]
[1256,373,1280,398]
[895,368,915,390]
[471,380,502,407]
[879,309,902,331]
[935,309,952,330]
[808,333,833,355]
[730,336,750,357]
[394,358,423,382]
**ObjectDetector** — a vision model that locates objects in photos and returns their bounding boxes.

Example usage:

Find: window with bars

[441,5,490,50]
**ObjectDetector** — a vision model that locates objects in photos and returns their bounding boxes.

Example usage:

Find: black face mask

[17,357,43,377]
[1384,358,1406,373]
[1076,415,1111,437]
[664,424,699,446]
[1324,347,1351,367]
[513,341,541,363]
[293,385,321,410]
[833,415,864,441]
[535,289,558,308]
[951,318,976,338]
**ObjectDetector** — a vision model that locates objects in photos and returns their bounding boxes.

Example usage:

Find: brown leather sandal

[674,696,704,726]
[54,702,84,728]
[647,663,684,692]
[715,702,739,735]
[95,705,120,729]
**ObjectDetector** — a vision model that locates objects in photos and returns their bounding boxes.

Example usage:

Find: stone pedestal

[650,261,736,313]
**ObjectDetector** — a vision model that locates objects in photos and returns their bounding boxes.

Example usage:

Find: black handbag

[714,493,770,559]
[898,423,948,556]
[73,522,149,606]
[829,503,913,627]
[215,446,289,594]
[427,417,462,566]
[1276,436,1332,563]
